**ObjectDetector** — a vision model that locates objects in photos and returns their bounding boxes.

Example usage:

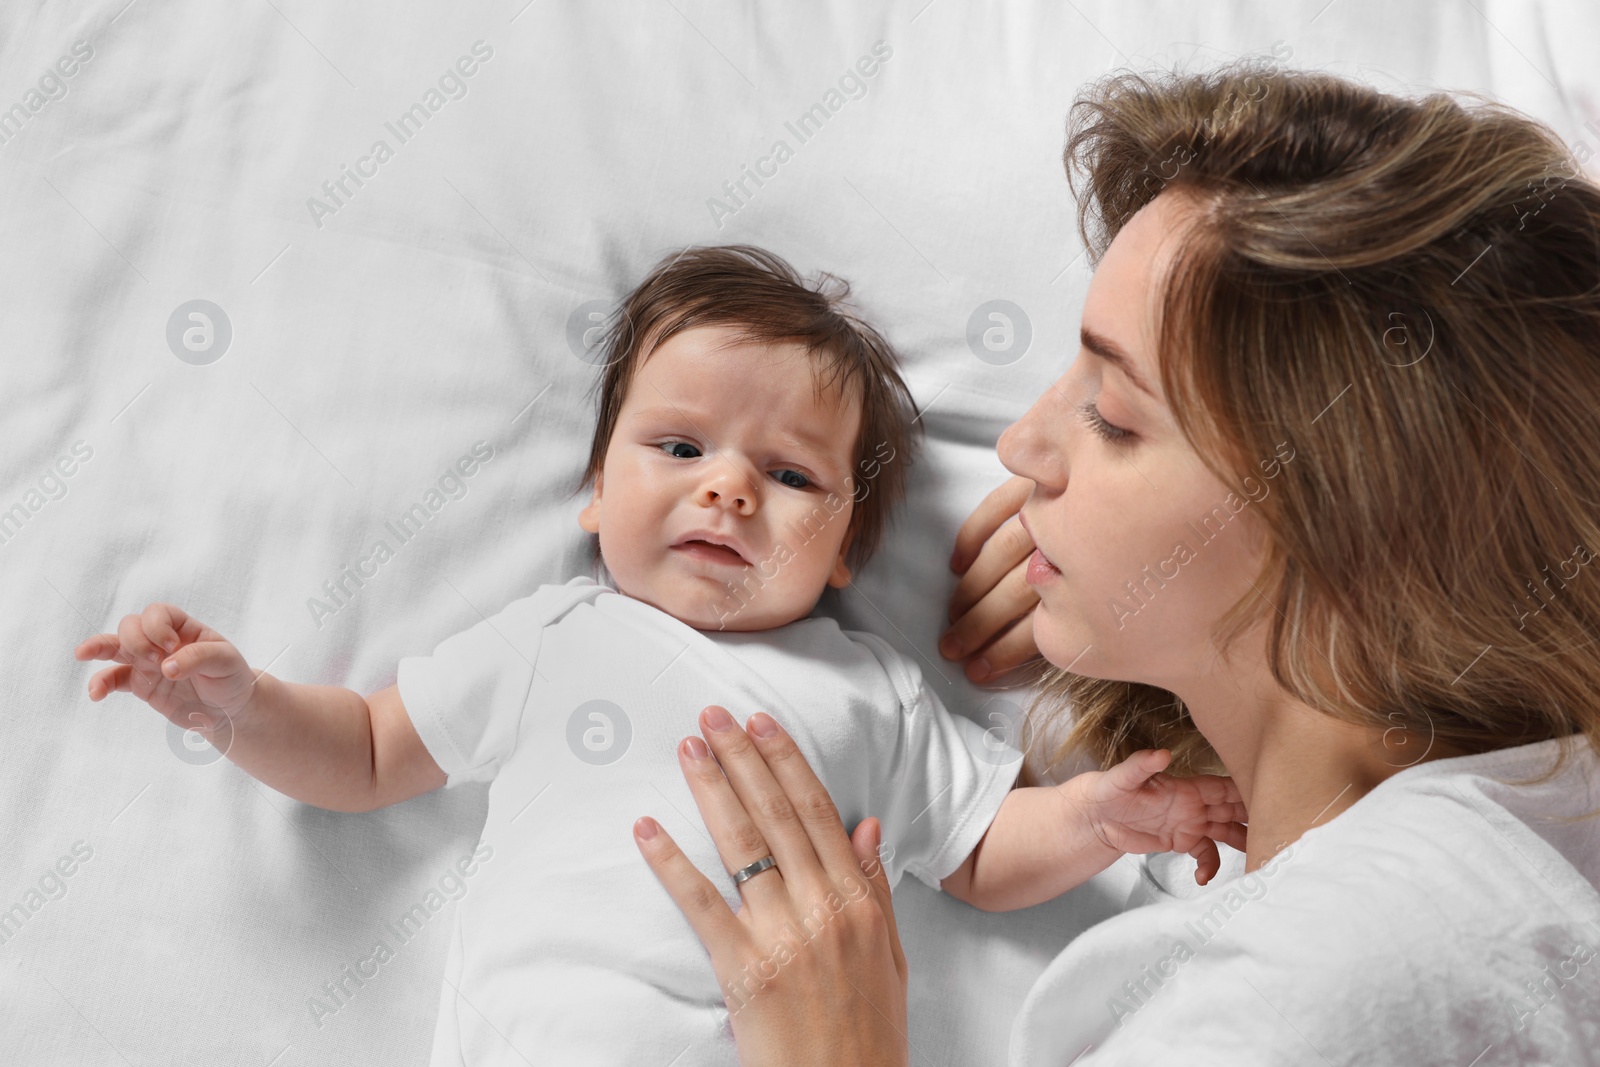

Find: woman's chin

[1034,600,1100,675]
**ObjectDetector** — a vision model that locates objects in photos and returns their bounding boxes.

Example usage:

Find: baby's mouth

[672,540,749,566]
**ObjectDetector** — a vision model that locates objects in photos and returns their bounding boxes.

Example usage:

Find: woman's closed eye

[656,441,813,489]
[1075,399,1134,443]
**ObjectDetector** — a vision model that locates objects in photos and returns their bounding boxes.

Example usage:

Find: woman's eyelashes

[1075,398,1134,443]
[655,440,814,489]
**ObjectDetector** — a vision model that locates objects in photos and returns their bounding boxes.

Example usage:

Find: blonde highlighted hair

[1027,60,1600,792]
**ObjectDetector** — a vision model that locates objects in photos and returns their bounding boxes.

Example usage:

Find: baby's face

[579,324,861,631]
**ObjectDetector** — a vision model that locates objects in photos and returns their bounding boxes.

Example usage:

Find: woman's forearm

[953,782,1122,912]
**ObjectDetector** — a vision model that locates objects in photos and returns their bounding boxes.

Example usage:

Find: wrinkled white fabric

[1011,737,1600,1066]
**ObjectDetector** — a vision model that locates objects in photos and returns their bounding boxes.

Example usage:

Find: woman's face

[997,190,1270,689]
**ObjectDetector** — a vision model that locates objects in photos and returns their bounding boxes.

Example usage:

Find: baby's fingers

[1189,773,1244,806]
[141,602,191,654]
[87,663,134,701]
[116,611,162,667]
[1190,837,1222,885]
[160,640,248,687]
[1209,820,1249,854]
[1206,799,1249,828]
[74,633,123,662]
[1099,749,1171,796]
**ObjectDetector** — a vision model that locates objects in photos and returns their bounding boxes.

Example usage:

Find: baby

[75,245,1245,1066]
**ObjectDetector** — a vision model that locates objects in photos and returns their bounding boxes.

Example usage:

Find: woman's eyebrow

[1081,325,1158,400]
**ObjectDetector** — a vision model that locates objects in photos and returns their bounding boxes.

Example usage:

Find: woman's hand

[634,705,910,1067]
[941,474,1041,683]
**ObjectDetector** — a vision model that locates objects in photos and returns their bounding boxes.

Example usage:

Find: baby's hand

[1079,749,1248,885]
[74,603,260,737]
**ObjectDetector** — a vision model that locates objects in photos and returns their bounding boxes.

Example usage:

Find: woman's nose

[997,379,1069,489]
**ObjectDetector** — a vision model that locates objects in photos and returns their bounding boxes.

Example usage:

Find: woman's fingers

[949,474,1033,575]
[648,715,914,1061]
[941,490,1042,683]
[633,817,747,968]
[744,712,874,883]
[942,552,1039,664]
[849,817,908,982]
[693,706,830,897]
[947,512,1035,624]
[676,731,789,907]
[957,612,1039,683]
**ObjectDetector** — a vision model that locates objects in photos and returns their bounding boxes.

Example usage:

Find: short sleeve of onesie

[845,630,1022,891]
[395,582,575,786]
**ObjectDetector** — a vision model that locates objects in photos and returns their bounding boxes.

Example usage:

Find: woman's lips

[1025,548,1061,585]
[1018,510,1060,585]
[672,540,748,566]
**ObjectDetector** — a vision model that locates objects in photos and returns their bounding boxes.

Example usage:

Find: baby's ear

[826,523,854,588]
[578,471,603,534]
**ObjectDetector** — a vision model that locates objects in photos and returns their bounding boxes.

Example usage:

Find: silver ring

[731,854,777,886]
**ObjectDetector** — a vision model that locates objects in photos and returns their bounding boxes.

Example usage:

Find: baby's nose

[705,487,750,509]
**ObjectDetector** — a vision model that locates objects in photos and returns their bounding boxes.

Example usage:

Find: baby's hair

[572,244,922,574]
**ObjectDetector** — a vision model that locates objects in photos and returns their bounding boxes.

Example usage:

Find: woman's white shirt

[1010,736,1600,1066]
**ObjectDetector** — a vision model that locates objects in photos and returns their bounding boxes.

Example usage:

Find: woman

[633,61,1600,1064]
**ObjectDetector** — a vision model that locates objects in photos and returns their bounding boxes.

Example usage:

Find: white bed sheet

[3,1,1596,1063]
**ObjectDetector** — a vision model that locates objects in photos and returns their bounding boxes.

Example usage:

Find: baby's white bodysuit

[396,575,1020,1066]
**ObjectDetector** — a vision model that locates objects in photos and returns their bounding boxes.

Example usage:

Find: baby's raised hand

[74,602,260,737]
[1079,749,1248,885]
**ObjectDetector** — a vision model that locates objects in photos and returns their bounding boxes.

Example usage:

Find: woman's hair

[1027,60,1600,793]
[571,244,921,574]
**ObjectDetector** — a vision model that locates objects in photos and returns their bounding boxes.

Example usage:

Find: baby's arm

[940,750,1247,912]
[75,602,444,813]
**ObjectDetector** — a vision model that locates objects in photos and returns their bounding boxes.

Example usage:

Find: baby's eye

[659,441,702,459]
[773,469,810,490]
